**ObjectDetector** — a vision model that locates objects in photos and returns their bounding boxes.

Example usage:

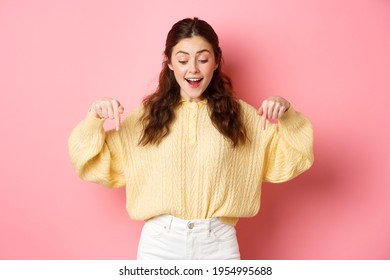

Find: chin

[183,91,204,101]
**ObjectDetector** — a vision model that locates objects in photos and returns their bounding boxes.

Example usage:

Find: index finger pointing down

[112,101,121,131]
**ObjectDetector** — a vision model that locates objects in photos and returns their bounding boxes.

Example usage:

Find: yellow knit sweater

[68,99,313,225]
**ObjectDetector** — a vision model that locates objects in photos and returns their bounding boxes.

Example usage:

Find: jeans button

[187,222,194,229]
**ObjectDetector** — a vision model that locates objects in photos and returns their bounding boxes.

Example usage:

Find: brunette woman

[69,17,313,259]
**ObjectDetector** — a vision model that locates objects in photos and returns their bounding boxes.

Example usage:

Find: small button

[187,222,194,229]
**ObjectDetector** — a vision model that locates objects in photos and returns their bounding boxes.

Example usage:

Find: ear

[214,63,219,71]
[168,63,173,70]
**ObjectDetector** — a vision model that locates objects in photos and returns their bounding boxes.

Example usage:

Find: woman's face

[168,36,218,101]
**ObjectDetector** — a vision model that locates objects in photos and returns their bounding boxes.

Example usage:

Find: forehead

[172,36,214,56]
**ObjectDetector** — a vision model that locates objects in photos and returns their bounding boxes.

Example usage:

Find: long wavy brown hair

[139,17,247,146]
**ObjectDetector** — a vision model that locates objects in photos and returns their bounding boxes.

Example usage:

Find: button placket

[188,103,198,145]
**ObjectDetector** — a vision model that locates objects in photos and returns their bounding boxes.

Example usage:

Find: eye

[178,60,188,65]
[199,59,209,64]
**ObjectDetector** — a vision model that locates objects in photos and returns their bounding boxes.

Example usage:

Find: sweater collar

[179,98,207,105]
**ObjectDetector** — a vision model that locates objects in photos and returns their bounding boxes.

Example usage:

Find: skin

[168,36,218,102]
[89,36,291,131]
[89,98,124,131]
[258,96,290,130]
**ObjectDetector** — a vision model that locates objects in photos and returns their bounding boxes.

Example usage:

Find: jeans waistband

[147,214,226,233]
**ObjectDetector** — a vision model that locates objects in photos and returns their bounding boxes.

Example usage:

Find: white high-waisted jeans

[137,215,240,260]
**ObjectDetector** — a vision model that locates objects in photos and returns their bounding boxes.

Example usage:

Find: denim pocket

[210,222,237,241]
[142,220,166,238]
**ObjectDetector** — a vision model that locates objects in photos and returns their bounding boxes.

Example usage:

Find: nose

[188,59,199,73]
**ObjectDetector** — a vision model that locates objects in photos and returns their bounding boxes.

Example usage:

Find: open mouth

[185,78,203,88]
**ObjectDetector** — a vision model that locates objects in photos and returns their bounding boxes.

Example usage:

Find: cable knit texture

[68,99,314,225]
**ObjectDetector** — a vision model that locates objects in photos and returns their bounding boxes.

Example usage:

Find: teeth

[186,78,201,82]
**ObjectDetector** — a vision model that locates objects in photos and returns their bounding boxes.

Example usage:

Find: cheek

[204,65,216,78]
[172,65,186,75]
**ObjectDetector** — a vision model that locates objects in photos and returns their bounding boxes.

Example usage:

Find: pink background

[1,0,389,259]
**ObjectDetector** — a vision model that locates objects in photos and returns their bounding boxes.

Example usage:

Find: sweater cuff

[278,106,306,130]
[82,112,106,131]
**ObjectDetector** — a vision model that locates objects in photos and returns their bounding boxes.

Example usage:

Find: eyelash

[178,60,208,64]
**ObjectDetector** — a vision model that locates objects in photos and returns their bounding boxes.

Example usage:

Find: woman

[68,17,314,260]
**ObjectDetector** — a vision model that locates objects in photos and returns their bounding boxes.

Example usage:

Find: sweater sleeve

[262,107,314,183]
[68,113,125,188]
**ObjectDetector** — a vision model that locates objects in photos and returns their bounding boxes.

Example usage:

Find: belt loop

[207,219,211,237]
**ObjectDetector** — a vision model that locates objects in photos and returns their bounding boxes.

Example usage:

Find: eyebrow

[175,49,211,55]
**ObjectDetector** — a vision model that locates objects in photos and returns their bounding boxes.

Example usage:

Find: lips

[185,78,203,88]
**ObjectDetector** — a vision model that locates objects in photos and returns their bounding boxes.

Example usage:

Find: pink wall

[1,0,389,259]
